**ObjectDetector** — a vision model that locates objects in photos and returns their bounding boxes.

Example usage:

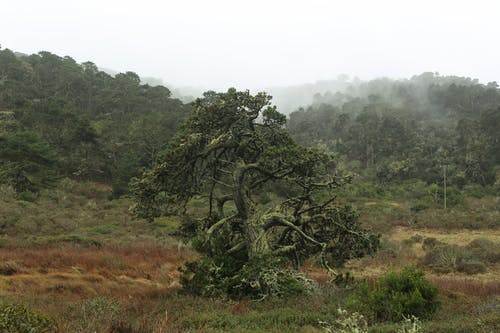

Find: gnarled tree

[132,89,379,298]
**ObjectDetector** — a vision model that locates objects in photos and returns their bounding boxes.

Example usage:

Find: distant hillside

[287,72,500,187]
[1,48,191,196]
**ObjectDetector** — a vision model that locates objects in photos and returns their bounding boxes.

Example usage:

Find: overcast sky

[2,0,499,90]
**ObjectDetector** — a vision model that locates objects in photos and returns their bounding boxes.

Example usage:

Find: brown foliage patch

[430,276,500,297]
[0,244,194,299]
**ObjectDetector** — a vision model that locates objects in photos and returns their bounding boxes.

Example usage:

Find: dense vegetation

[288,73,500,189]
[0,48,190,197]
[132,89,379,299]
[0,48,498,332]
[2,48,499,198]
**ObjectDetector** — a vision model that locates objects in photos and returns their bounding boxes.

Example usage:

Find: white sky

[2,0,499,90]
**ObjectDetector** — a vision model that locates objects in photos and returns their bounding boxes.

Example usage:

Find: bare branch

[228,241,246,253]
[206,213,238,237]
[209,177,233,189]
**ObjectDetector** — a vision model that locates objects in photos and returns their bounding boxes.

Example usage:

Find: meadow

[0,179,498,332]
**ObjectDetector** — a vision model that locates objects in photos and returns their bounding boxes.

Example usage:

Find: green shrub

[350,266,440,322]
[18,191,37,203]
[98,256,128,270]
[421,244,472,273]
[58,178,110,200]
[320,308,368,333]
[397,315,422,333]
[180,254,315,299]
[65,298,121,332]
[458,259,487,274]
[421,243,489,274]
[439,186,465,207]
[0,302,57,333]
[462,184,496,198]
[466,238,500,264]
[410,203,429,213]
[258,191,272,205]
[55,235,102,247]
[89,224,116,235]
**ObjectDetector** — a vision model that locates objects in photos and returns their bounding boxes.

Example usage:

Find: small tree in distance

[132,89,379,298]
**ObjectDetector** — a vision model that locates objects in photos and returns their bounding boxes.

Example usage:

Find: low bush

[466,238,500,264]
[349,266,440,322]
[420,244,473,273]
[0,302,57,332]
[18,191,38,203]
[180,254,316,299]
[410,203,429,213]
[459,260,487,274]
[421,237,443,250]
[398,315,423,333]
[65,297,122,332]
[54,235,103,247]
[0,261,25,275]
[320,308,368,333]
[421,241,492,274]
[402,234,423,247]
[462,184,497,198]
[258,191,272,205]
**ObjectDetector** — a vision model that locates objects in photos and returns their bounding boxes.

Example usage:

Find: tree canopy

[0,48,190,195]
[287,73,500,187]
[132,89,379,298]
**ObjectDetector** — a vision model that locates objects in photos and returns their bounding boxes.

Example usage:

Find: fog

[2,0,499,95]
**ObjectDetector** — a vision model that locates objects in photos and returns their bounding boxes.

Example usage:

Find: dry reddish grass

[0,244,195,300]
[0,243,192,276]
[430,275,500,297]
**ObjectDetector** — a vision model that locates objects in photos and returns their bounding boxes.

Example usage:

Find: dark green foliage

[0,131,57,193]
[286,205,380,268]
[180,254,315,299]
[0,302,57,333]
[135,89,379,298]
[287,74,500,187]
[181,216,316,299]
[52,235,103,247]
[410,203,429,213]
[0,48,189,194]
[350,266,440,322]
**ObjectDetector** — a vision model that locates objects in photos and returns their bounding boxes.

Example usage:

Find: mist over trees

[1,47,499,198]
[0,46,499,330]
[287,73,500,187]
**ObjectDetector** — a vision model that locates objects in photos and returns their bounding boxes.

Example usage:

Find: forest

[0,48,499,332]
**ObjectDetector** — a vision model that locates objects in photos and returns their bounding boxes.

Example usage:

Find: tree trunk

[233,162,271,258]
[244,217,271,258]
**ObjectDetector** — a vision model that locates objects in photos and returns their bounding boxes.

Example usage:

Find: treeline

[0,48,190,196]
[1,48,499,196]
[288,73,500,186]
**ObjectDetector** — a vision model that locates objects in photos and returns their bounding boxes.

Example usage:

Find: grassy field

[0,180,498,332]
